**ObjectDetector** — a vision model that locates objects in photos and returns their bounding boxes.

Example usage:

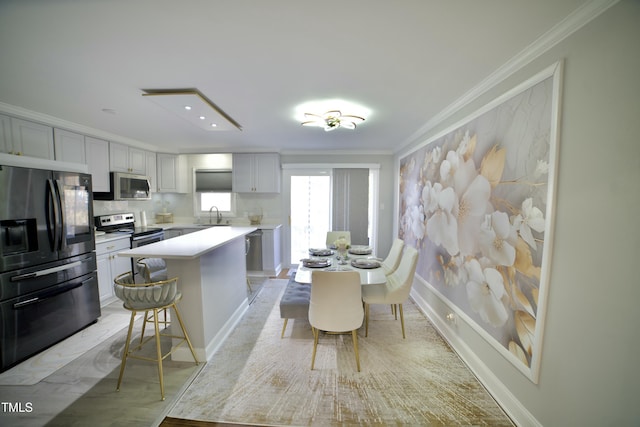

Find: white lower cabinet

[261,226,282,276]
[95,237,131,306]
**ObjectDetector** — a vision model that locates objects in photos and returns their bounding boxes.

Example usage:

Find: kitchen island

[117,226,256,362]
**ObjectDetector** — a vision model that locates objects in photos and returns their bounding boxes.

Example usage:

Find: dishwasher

[245,230,263,271]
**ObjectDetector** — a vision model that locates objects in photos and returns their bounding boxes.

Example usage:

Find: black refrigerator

[0,160,100,372]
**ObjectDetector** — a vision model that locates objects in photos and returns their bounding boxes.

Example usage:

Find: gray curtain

[332,168,369,245]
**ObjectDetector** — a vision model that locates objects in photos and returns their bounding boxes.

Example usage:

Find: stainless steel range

[95,213,164,246]
[94,213,165,273]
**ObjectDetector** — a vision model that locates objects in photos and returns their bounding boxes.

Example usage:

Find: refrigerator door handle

[46,179,61,251]
[53,179,67,250]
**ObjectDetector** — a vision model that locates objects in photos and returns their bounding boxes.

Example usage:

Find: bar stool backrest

[113,272,179,310]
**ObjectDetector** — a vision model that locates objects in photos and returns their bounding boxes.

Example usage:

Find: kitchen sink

[191,223,231,228]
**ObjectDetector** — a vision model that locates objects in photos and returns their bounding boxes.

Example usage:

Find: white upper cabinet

[232,153,281,193]
[146,151,157,192]
[109,142,146,174]
[1,115,55,159]
[0,115,11,154]
[53,130,111,192]
[85,136,110,192]
[54,128,86,164]
[157,153,187,193]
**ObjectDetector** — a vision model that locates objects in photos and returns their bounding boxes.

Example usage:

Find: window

[195,192,236,218]
[193,168,235,219]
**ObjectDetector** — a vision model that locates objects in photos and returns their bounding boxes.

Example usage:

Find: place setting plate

[301,258,332,268]
[348,246,373,255]
[308,248,334,257]
[350,259,381,269]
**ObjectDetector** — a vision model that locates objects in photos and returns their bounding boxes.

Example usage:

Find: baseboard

[410,287,542,427]
[172,299,250,362]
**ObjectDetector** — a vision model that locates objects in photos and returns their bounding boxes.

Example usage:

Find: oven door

[131,231,164,248]
[0,269,100,372]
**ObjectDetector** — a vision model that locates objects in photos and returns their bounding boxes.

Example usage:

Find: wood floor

[160,417,264,427]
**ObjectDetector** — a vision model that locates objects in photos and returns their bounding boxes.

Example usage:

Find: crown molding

[0,101,157,151]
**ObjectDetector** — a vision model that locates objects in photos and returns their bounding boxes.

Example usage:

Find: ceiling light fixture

[301,110,365,131]
[142,88,241,132]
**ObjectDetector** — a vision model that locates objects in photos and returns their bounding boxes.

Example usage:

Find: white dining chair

[362,246,418,338]
[309,270,364,372]
[381,238,404,275]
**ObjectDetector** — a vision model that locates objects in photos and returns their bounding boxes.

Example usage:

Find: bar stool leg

[140,310,149,344]
[171,304,199,364]
[116,311,136,392]
[153,308,165,400]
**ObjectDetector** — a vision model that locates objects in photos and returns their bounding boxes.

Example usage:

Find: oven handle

[131,233,164,242]
[10,259,85,282]
[12,278,91,309]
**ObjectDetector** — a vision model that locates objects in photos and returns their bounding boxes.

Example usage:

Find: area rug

[168,279,514,426]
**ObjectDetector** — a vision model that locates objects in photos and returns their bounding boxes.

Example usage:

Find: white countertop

[117,226,256,259]
[158,222,281,230]
[94,232,131,244]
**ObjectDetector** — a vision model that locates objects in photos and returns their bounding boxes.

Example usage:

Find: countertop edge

[116,226,256,259]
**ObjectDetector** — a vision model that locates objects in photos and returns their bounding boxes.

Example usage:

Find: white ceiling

[0,0,594,154]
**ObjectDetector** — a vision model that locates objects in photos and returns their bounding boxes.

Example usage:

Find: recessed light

[142,88,242,131]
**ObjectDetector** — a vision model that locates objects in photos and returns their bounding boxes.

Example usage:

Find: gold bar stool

[136,258,169,342]
[113,272,199,400]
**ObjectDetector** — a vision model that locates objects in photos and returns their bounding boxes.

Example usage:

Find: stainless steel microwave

[93,172,151,201]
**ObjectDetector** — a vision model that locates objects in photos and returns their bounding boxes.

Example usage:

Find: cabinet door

[0,114,11,154]
[111,252,132,280]
[261,227,282,275]
[85,137,110,192]
[232,153,254,192]
[157,153,186,192]
[96,238,131,305]
[109,142,130,172]
[232,153,280,193]
[254,153,281,192]
[128,147,146,174]
[145,151,157,192]
[54,128,86,164]
[10,118,55,159]
[95,253,114,305]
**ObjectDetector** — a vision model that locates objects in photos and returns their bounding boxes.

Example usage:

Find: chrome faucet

[209,206,222,224]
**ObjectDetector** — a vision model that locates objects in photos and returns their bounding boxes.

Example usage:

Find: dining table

[294,246,387,286]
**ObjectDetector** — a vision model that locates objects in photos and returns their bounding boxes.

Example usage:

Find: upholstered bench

[279,273,311,338]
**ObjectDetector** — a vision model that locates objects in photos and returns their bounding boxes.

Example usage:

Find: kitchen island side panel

[165,235,249,362]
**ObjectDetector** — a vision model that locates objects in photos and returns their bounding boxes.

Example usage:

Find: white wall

[398,2,640,426]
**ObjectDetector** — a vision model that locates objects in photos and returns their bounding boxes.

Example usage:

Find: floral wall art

[399,63,562,383]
